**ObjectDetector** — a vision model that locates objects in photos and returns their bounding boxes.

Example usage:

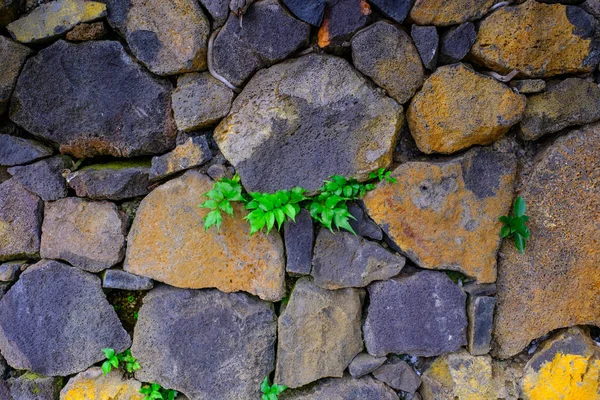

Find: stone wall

[1,0,600,399]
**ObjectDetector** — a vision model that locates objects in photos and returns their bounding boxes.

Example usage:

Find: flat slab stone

[279,375,399,400]
[0,134,52,167]
[60,367,143,400]
[215,53,403,192]
[283,208,314,276]
[106,0,210,75]
[41,197,127,272]
[348,353,387,379]
[0,36,31,115]
[493,123,600,358]
[317,0,371,49]
[281,0,325,26]
[438,22,476,64]
[411,25,438,71]
[103,269,153,291]
[0,260,131,376]
[467,295,495,356]
[149,136,212,181]
[368,0,411,23]
[132,285,276,400]
[363,147,516,283]
[372,357,421,393]
[410,0,494,26]
[363,270,467,357]
[275,278,363,388]
[7,155,72,201]
[10,40,176,158]
[124,170,286,301]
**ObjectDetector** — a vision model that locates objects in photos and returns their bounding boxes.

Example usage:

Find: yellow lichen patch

[471,0,598,77]
[60,368,143,400]
[409,0,494,26]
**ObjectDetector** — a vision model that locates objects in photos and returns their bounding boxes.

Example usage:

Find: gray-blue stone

[7,155,72,201]
[283,208,314,276]
[411,25,439,71]
[103,269,154,291]
[0,134,52,167]
[439,22,477,64]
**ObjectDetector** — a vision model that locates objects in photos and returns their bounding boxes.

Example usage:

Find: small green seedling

[499,196,530,254]
[101,348,141,376]
[261,376,287,400]
[244,187,306,234]
[140,383,177,400]
[199,174,246,231]
[101,348,119,376]
[369,167,397,183]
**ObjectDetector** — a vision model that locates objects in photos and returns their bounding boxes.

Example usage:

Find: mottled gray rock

[0,179,42,261]
[0,260,25,282]
[106,0,210,75]
[41,198,127,272]
[348,202,382,240]
[206,163,232,181]
[199,0,229,27]
[509,79,546,94]
[467,295,495,356]
[0,380,11,400]
[281,0,325,26]
[7,155,71,201]
[364,270,467,357]
[0,283,9,301]
[0,260,131,376]
[411,25,438,71]
[149,136,212,181]
[172,73,233,132]
[520,78,600,140]
[312,229,404,290]
[279,375,399,400]
[0,354,6,379]
[103,269,154,291]
[369,0,411,23]
[132,285,276,400]
[372,357,421,393]
[348,353,387,379]
[0,0,23,28]
[317,0,370,49]
[276,278,363,388]
[65,21,107,41]
[0,134,52,166]
[0,36,31,115]
[215,54,403,192]
[283,209,314,276]
[8,373,62,400]
[212,0,310,86]
[462,282,496,297]
[582,0,600,19]
[67,161,150,200]
[439,22,477,64]
[351,21,424,104]
[10,40,176,158]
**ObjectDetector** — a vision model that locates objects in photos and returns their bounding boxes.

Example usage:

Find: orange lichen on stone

[60,368,143,400]
[317,13,331,48]
[409,0,494,26]
[471,0,600,77]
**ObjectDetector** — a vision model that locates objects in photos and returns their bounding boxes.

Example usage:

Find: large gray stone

[215,53,403,192]
[132,285,276,400]
[7,155,71,201]
[279,375,399,400]
[275,278,363,388]
[106,0,210,75]
[0,380,11,400]
[0,36,31,115]
[283,208,314,276]
[364,270,467,357]
[0,179,42,261]
[312,229,405,290]
[67,161,151,200]
[212,0,310,87]
[8,373,62,400]
[0,134,52,167]
[10,40,176,158]
[0,260,131,376]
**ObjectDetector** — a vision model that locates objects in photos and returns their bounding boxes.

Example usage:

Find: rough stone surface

[438,22,477,64]
[410,0,494,26]
[363,270,467,357]
[348,353,387,379]
[411,25,438,70]
[198,0,228,27]
[0,134,52,167]
[275,278,363,388]
[10,40,176,158]
[372,357,421,393]
[41,197,127,272]
[351,21,424,104]
[132,285,276,400]
[0,260,131,376]
[582,0,600,18]
[0,0,23,27]
[8,373,62,400]
[0,260,25,282]
[212,0,309,87]
[60,368,143,400]
[283,208,314,276]
[103,269,153,291]
[280,375,399,400]
[215,54,403,192]
[407,63,526,154]
[124,170,286,301]
[149,136,212,180]
[493,123,600,358]
[348,202,382,240]
[281,0,325,26]
[0,179,42,261]
[471,0,600,77]
[364,147,516,283]
[106,0,209,75]
[317,0,371,49]
[172,73,233,132]
[312,229,405,289]
[467,295,495,356]
[64,21,106,41]
[369,0,411,23]
[67,161,151,201]
[7,155,72,201]
[0,36,31,115]
[520,78,600,140]
[509,79,546,94]
[7,0,106,43]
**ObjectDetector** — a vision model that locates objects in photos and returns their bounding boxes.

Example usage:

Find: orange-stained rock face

[407,63,526,154]
[363,147,516,283]
[123,170,286,301]
[409,0,494,26]
[470,0,600,78]
[493,123,600,359]
[60,367,143,400]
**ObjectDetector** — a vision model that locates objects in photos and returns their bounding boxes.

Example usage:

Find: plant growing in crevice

[499,196,530,254]
[199,174,245,231]
[261,376,287,400]
[140,383,177,400]
[101,348,141,376]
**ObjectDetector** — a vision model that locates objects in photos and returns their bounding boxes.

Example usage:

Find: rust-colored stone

[410,0,494,26]
[123,170,286,301]
[60,368,143,400]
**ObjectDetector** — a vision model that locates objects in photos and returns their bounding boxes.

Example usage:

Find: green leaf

[282,204,297,221]
[200,199,219,210]
[262,395,269,400]
[102,348,115,359]
[205,189,224,201]
[325,195,344,209]
[321,209,334,230]
[500,225,511,238]
[265,211,276,234]
[246,209,267,235]
[334,212,356,235]
[261,377,270,393]
[101,361,111,376]
[332,175,347,186]
[268,394,278,400]
[258,196,274,211]
[219,200,234,216]
[514,196,526,217]
[274,208,285,229]
[499,216,510,225]
[271,384,288,395]
[514,233,525,254]
[110,357,119,368]
[342,186,353,197]
[140,386,152,395]
[510,217,524,234]
[204,210,223,231]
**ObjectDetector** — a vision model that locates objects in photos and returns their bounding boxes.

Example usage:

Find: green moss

[80,159,151,171]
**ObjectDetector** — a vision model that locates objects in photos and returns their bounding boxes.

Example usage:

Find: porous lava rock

[410,0,494,26]
[0,36,31,115]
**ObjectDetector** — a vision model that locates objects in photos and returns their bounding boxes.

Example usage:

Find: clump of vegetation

[140,383,177,400]
[101,348,141,376]
[199,168,396,234]
[499,196,530,254]
[261,376,287,400]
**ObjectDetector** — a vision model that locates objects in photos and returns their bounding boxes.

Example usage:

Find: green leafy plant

[101,348,141,376]
[499,196,530,254]
[369,167,397,183]
[140,383,177,400]
[261,376,287,400]
[199,174,246,231]
[245,187,307,234]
